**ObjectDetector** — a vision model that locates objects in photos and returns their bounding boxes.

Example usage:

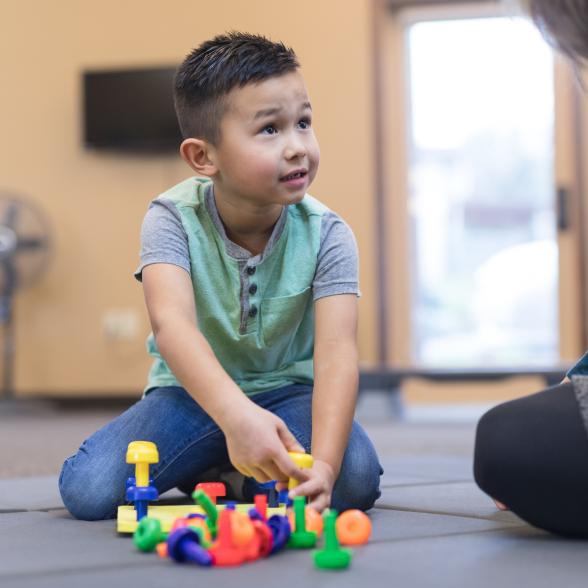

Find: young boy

[59,32,382,520]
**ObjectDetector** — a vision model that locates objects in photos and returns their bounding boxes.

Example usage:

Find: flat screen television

[83,66,182,152]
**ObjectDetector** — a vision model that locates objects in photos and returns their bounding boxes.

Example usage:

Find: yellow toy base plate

[117,503,287,533]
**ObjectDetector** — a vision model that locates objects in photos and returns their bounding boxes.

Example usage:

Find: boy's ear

[179,138,218,177]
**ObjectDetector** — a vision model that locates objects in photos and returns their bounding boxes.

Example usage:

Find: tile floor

[0,393,584,587]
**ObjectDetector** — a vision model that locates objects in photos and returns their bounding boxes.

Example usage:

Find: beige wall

[1,0,379,396]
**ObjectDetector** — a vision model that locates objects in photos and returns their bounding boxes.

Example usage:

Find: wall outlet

[102,309,140,341]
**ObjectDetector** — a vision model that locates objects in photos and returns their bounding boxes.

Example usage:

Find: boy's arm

[289,293,359,510]
[142,263,307,484]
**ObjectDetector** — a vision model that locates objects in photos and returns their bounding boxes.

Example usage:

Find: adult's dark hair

[527,0,588,63]
[174,32,299,145]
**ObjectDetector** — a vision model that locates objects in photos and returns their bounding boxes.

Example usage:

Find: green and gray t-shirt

[135,177,359,396]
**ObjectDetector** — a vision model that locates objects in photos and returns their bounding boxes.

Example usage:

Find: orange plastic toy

[335,509,372,545]
[231,511,256,547]
[156,542,168,558]
[287,505,324,537]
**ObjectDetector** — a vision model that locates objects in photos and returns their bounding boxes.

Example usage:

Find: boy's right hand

[222,402,310,486]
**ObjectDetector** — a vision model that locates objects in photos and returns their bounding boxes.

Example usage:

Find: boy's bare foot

[493,499,508,511]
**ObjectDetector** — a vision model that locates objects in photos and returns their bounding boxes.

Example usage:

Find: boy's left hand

[285,459,336,512]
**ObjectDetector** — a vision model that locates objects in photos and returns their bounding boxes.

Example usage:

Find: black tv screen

[83,66,183,152]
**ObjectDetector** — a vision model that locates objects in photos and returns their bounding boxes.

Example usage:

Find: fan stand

[0,289,26,412]
[0,292,54,415]
[0,194,52,413]
[0,293,14,400]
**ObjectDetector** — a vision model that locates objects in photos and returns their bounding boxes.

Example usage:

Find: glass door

[405,14,557,367]
[379,0,585,371]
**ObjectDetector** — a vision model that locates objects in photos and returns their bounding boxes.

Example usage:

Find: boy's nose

[284,134,307,159]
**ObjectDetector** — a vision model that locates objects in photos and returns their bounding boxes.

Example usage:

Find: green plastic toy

[287,496,317,549]
[313,510,352,569]
[133,517,167,552]
[191,488,219,538]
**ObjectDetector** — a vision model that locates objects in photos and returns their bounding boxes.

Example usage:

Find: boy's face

[210,71,320,208]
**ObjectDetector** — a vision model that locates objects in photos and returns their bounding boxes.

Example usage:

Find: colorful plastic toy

[192,488,219,538]
[170,514,212,546]
[122,441,365,571]
[133,516,167,552]
[167,527,213,566]
[278,489,291,506]
[335,509,372,545]
[267,514,291,554]
[287,451,314,491]
[251,518,273,557]
[241,514,264,561]
[313,510,352,570]
[208,509,247,567]
[117,502,287,533]
[195,482,226,505]
[156,542,168,558]
[125,441,159,521]
[231,510,255,547]
[253,494,268,520]
[258,481,279,507]
[126,441,158,487]
[287,496,317,549]
[287,503,323,537]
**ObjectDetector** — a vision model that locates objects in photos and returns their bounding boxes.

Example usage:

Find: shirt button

[249,283,258,295]
[246,266,256,276]
[249,305,258,318]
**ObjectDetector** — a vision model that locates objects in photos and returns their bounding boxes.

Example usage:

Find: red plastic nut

[195,482,226,505]
[252,520,273,557]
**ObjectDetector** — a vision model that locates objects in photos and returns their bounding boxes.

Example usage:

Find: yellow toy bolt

[287,451,314,491]
[126,441,160,521]
[126,441,159,486]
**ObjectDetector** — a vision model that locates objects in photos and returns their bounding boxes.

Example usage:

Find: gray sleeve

[312,210,360,301]
[134,198,191,282]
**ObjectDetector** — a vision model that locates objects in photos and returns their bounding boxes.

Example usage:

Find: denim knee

[331,425,383,512]
[59,453,125,521]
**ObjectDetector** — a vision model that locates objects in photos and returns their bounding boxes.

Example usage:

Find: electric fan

[0,193,51,399]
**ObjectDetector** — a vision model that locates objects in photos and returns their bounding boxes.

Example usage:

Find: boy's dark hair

[528,0,588,63]
[174,32,299,145]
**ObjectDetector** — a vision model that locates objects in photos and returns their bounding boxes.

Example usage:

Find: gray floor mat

[0,477,62,511]
[378,455,473,486]
[376,481,521,523]
[0,507,526,588]
[339,526,587,588]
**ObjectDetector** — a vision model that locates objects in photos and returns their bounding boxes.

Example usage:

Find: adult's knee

[331,424,382,512]
[473,404,507,498]
[474,397,533,502]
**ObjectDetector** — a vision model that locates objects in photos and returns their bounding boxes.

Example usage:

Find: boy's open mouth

[280,170,307,182]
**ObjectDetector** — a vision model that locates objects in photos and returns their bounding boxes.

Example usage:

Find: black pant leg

[474,382,588,537]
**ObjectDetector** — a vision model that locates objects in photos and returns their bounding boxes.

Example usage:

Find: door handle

[557,186,570,231]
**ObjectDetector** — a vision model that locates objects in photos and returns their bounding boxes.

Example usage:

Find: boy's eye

[297,117,311,130]
[261,124,277,135]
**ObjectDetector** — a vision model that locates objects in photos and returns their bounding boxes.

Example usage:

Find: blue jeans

[59,384,383,520]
